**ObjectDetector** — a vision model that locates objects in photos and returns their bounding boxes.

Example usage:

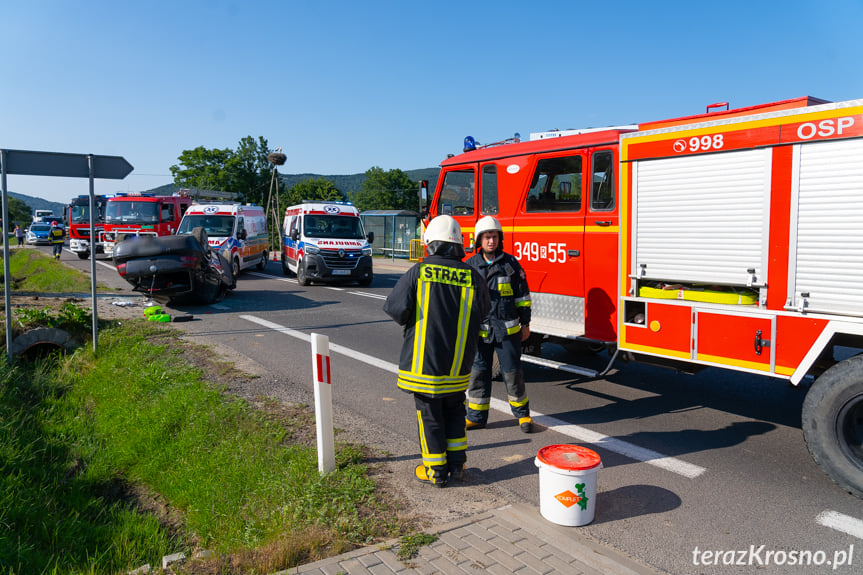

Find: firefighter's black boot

[449,464,465,483]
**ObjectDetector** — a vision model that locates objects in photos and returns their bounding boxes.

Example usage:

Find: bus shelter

[360,210,420,260]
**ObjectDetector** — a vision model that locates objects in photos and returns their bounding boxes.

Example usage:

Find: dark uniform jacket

[384,254,491,396]
[466,251,531,343]
[49,227,65,244]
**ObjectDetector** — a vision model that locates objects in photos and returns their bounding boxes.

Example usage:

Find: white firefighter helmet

[474,215,503,247]
[423,215,463,245]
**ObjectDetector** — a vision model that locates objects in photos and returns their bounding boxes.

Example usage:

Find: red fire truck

[425,96,863,497]
[66,195,108,259]
[100,193,194,257]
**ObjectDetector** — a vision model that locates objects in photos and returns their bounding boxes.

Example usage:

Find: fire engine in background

[66,195,108,259]
[281,201,374,286]
[100,193,193,257]
[425,96,863,497]
[175,202,269,277]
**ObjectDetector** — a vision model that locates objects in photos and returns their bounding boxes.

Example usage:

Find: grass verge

[2,249,94,293]
[0,320,417,574]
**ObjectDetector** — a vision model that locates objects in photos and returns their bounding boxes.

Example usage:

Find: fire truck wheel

[802,354,863,498]
[77,251,89,260]
[297,262,310,286]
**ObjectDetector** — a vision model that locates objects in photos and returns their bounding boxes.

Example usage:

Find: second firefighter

[465,215,533,433]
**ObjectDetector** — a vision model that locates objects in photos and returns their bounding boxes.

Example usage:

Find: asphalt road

[53,245,863,574]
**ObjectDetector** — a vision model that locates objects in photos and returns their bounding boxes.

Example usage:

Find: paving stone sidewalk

[280,502,663,575]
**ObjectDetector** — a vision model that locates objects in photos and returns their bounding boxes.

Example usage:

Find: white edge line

[816,510,863,540]
[240,314,706,480]
[490,397,706,478]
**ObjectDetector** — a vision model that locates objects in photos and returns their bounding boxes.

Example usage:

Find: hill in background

[7,192,67,218]
[148,168,440,202]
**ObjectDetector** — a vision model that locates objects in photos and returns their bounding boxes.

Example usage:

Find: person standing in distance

[49,221,65,260]
[465,215,533,433]
[384,215,491,487]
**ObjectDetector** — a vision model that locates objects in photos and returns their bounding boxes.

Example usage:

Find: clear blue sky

[3,0,863,205]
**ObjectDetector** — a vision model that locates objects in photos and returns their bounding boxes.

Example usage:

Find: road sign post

[0,149,133,361]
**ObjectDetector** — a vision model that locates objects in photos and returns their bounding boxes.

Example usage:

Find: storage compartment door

[695,310,775,373]
[633,149,771,286]
[789,138,863,315]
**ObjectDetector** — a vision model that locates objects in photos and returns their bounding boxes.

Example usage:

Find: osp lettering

[797,116,855,140]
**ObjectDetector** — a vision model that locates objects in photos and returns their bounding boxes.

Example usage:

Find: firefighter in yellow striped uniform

[465,216,533,433]
[384,215,491,487]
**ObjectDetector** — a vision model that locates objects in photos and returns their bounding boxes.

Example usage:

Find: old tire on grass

[9,327,79,359]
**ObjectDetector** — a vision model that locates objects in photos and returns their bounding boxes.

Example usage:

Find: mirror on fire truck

[419,180,429,216]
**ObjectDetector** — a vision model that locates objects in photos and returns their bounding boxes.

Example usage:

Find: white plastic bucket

[534,444,602,526]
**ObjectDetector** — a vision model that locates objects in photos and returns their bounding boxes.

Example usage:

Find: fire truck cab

[432,126,635,348]
[66,195,108,259]
[101,193,194,257]
[427,97,863,497]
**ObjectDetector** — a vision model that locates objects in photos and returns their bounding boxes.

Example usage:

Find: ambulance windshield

[177,215,235,237]
[304,215,364,239]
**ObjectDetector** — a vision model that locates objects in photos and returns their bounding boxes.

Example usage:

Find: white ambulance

[281,201,374,286]
[176,202,269,277]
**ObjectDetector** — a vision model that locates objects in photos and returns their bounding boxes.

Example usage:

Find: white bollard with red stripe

[311,333,336,474]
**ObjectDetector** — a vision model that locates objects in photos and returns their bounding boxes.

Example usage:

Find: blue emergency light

[463,136,477,152]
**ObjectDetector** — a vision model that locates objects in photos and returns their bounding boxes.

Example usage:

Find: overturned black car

[113,228,235,304]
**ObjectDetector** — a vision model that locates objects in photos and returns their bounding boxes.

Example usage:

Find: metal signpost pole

[88,155,98,352]
[1,151,12,363]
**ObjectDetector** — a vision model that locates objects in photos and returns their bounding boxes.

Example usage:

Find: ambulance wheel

[77,251,89,260]
[281,254,291,276]
[232,257,240,279]
[257,251,268,271]
[802,354,863,498]
[297,262,310,286]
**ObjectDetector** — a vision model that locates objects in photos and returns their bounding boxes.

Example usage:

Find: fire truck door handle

[595,220,612,226]
[567,250,580,257]
[754,330,771,356]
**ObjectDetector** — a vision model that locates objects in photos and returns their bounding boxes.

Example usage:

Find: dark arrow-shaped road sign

[1,149,133,179]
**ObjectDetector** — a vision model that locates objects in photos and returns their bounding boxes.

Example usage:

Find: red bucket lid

[536,444,601,471]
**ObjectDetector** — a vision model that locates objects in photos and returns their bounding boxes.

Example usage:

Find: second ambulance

[281,201,374,286]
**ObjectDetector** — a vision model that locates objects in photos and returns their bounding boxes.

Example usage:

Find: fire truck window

[525,155,582,212]
[590,150,615,211]
[161,204,174,222]
[480,165,499,215]
[438,170,474,216]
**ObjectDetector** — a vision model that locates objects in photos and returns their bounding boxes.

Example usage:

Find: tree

[227,136,272,205]
[351,167,416,212]
[170,146,234,193]
[170,136,275,204]
[281,178,344,207]
[7,197,33,226]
